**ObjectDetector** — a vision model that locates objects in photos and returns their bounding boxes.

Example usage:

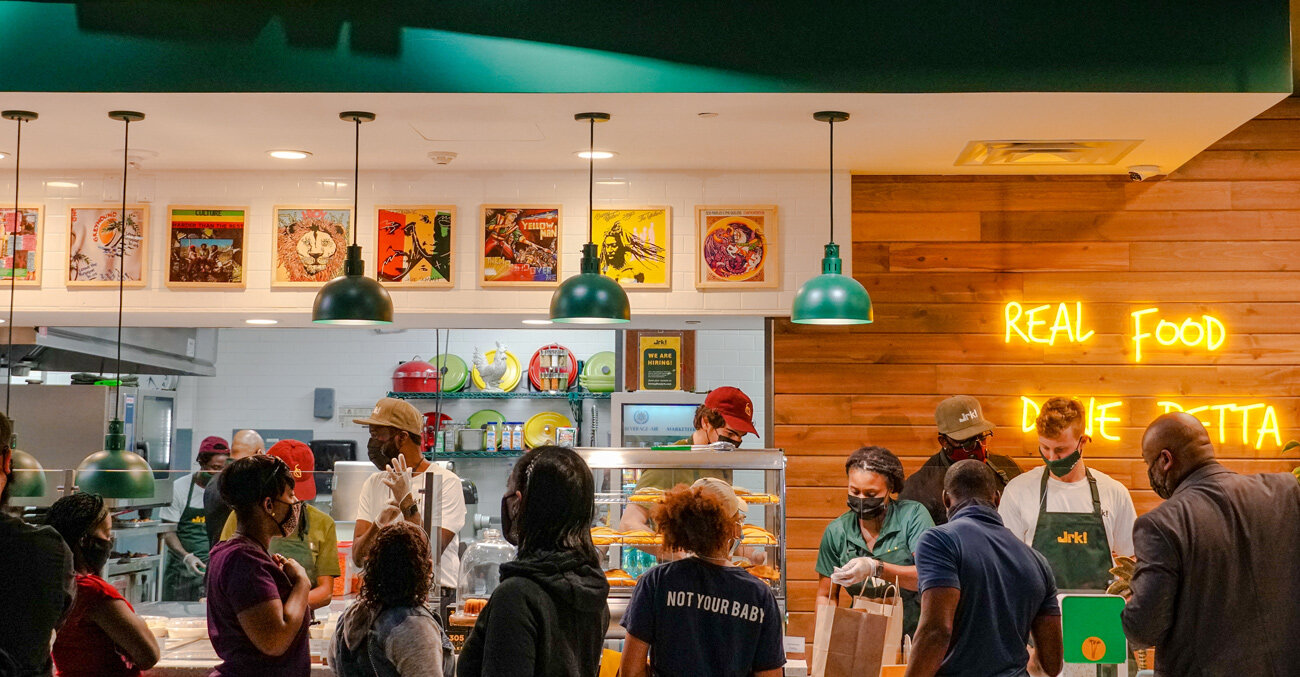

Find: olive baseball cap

[353,397,422,436]
[692,477,748,517]
[935,395,995,441]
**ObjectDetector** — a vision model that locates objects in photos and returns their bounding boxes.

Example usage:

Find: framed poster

[623,330,695,392]
[67,204,149,287]
[376,205,454,288]
[271,206,352,287]
[479,205,561,287]
[593,206,671,289]
[0,205,42,286]
[695,205,778,289]
[166,206,247,288]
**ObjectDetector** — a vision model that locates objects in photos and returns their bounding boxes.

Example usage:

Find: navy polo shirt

[914,503,1059,677]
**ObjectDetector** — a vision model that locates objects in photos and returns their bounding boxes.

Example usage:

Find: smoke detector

[428,151,458,165]
[955,140,1139,166]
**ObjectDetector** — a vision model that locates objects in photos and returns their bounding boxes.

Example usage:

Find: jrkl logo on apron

[1030,469,1112,590]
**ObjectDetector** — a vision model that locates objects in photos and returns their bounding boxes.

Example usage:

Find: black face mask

[1147,464,1173,500]
[848,495,886,519]
[82,535,113,574]
[718,435,743,448]
[367,437,401,471]
[500,493,520,546]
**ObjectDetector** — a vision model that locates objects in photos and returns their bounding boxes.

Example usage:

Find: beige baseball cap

[691,477,748,517]
[935,395,995,441]
[353,397,422,436]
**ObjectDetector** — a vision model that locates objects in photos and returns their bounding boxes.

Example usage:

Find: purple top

[206,534,309,676]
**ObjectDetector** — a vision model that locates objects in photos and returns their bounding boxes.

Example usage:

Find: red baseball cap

[198,436,230,456]
[704,386,757,437]
[268,439,316,501]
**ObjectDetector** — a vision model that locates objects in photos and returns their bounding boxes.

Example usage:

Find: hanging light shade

[75,111,155,498]
[8,448,47,498]
[792,111,872,325]
[549,112,630,324]
[313,111,393,325]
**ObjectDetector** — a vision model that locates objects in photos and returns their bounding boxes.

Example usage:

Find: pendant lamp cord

[113,118,130,421]
[828,117,835,246]
[353,118,360,248]
[587,117,595,244]
[5,116,23,418]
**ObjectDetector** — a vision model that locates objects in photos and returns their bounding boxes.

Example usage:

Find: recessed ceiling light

[595,178,627,185]
[245,318,279,325]
[685,320,702,325]
[575,150,616,159]
[521,319,554,325]
[268,150,312,160]
[46,180,78,188]
[697,112,719,118]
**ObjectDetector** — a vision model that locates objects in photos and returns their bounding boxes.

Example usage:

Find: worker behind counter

[204,429,265,547]
[161,435,229,601]
[899,396,1023,526]
[218,440,340,610]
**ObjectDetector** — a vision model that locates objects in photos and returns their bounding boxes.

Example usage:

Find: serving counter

[137,601,343,676]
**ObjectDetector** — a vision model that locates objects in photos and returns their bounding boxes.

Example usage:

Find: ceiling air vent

[955,139,1140,166]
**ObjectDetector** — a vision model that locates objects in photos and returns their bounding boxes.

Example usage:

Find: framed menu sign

[624,330,695,392]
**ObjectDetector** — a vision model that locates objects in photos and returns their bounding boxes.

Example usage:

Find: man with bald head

[1121,413,1300,675]
[204,429,265,546]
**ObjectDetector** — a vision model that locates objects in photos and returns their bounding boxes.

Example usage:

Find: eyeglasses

[952,432,992,451]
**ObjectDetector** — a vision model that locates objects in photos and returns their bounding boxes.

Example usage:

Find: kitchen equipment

[392,356,441,393]
[457,428,487,452]
[422,412,453,452]
[432,353,470,392]
[471,348,521,392]
[457,529,517,616]
[525,411,574,448]
[529,344,578,391]
[580,351,616,393]
[466,409,506,440]
[330,461,381,521]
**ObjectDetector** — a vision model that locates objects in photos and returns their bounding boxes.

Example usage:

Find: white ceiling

[0,91,1285,175]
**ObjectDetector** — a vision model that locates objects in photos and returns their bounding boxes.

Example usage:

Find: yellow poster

[593,207,671,288]
[639,335,682,390]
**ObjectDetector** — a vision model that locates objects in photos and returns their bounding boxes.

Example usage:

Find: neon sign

[1021,396,1282,450]
[1004,302,1227,363]
[1131,308,1225,363]
[1004,302,1094,345]
[1020,396,1122,441]
[1157,401,1280,449]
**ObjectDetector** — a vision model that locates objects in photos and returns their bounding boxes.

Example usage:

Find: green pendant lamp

[313,111,393,325]
[75,111,155,498]
[792,111,873,325]
[1,110,45,497]
[549,112,630,324]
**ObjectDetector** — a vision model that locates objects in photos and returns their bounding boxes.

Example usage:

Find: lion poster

[695,206,778,289]
[479,205,561,287]
[67,205,149,287]
[166,206,246,288]
[591,207,670,289]
[272,206,351,287]
[0,205,42,286]
[376,205,454,288]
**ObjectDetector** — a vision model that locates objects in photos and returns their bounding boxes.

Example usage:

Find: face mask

[1147,463,1173,499]
[367,437,401,471]
[847,495,886,519]
[196,471,214,486]
[727,518,745,557]
[500,493,520,546]
[274,500,302,537]
[1041,448,1082,478]
[82,535,113,573]
[719,435,742,448]
[945,437,988,463]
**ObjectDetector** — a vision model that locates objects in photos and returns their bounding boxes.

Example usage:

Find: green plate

[582,351,617,392]
[434,354,469,392]
[467,408,506,434]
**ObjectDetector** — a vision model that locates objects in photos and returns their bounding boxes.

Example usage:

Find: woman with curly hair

[620,478,784,677]
[458,445,609,677]
[332,521,452,676]
[48,492,159,676]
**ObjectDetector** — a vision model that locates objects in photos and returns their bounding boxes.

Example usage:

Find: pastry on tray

[628,488,664,504]
[462,597,488,615]
[621,529,662,545]
[745,564,782,581]
[590,526,620,545]
[732,487,780,505]
[605,569,638,586]
[741,524,778,545]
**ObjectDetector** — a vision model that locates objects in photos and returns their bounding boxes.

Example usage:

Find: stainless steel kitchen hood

[0,327,217,376]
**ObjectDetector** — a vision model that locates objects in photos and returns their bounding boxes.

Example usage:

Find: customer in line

[900,395,1022,525]
[219,440,340,610]
[49,492,159,676]
[205,429,265,546]
[459,446,610,677]
[620,478,784,677]
[905,460,1061,677]
[0,411,75,677]
[816,446,934,637]
[332,521,453,676]
[161,435,229,601]
[207,455,312,676]
[1121,412,1300,675]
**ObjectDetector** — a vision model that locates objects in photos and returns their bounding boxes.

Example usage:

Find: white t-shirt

[356,463,466,589]
[160,473,204,522]
[998,465,1136,557]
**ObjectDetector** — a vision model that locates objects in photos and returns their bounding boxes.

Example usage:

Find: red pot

[393,357,441,393]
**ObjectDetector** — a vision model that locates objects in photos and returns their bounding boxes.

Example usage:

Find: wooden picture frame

[0,204,43,287]
[165,205,248,289]
[592,206,672,290]
[479,204,562,288]
[623,330,696,392]
[66,204,149,288]
[271,205,353,288]
[375,205,455,288]
[695,205,779,289]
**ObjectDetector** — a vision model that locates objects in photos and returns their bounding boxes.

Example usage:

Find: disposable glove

[183,552,206,576]
[830,556,879,586]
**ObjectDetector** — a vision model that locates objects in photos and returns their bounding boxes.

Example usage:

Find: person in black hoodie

[457,446,610,677]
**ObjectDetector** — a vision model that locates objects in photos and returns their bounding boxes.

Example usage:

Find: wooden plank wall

[773,98,1300,642]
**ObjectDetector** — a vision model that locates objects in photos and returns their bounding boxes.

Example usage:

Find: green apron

[1031,469,1112,590]
[268,507,317,581]
[163,476,210,601]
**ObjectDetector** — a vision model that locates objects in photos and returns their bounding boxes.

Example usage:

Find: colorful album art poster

[67,205,149,287]
[376,205,454,288]
[480,205,561,287]
[695,205,778,289]
[0,205,42,286]
[166,206,247,288]
[271,206,352,287]
[592,207,671,289]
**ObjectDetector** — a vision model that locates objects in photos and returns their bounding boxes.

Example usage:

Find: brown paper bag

[810,602,836,677]
[823,598,891,677]
[851,583,905,664]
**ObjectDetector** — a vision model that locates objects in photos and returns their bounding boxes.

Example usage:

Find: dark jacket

[1121,463,1300,676]
[457,550,610,677]
[203,474,231,547]
[332,603,454,677]
[0,511,74,677]
[899,451,1023,525]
